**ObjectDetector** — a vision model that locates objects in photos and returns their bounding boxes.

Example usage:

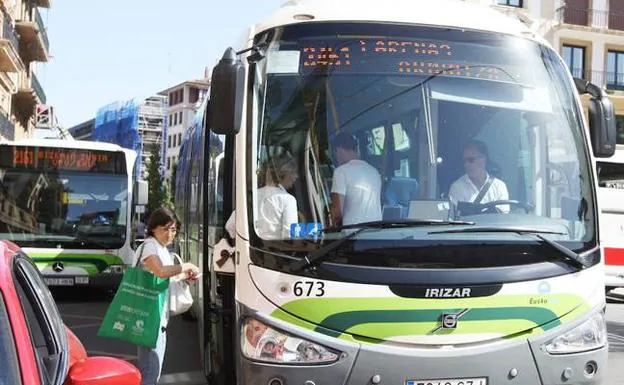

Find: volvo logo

[429,309,470,334]
[442,313,458,329]
[52,261,64,272]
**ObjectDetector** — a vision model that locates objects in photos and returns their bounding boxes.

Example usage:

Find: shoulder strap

[473,176,494,204]
[134,242,147,268]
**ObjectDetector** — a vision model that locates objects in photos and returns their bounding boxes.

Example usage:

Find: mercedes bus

[0,139,147,288]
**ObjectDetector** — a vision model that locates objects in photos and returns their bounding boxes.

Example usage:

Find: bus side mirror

[588,95,616,158]
[208,47,245,135]
[134,180,148,206]
[575,77,616,158]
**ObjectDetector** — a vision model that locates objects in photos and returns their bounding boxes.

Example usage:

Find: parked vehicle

[0,239,141,385]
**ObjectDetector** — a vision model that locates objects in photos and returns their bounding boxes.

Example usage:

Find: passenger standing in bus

[330,132,382,226]
[256,155,299,239]
[448,140,509,213]
[134,207,200,385]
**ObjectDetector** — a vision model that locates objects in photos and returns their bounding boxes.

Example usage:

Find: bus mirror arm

[574,77,616,158]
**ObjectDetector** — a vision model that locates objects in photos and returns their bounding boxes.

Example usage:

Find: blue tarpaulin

[93,99,142,179]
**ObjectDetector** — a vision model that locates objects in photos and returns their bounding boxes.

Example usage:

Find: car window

[0,291,22,385]
[13,254,68,385]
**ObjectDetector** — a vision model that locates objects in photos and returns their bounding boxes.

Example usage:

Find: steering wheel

[479,200,534,214]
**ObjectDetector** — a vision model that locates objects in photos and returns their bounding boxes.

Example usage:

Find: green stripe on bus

[35,262,99,275]
[28,253,124,273]
[270,294,589,342]
[315,307,559,338]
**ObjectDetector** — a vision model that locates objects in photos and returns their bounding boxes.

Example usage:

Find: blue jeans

[138,326,167,385]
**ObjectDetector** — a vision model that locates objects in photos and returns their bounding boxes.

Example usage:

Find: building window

[174,113,178,126]
[189,87,199,103]
[173,134,177,147]
[178,111,183,124]
[607,50,624,90]
[497,0,522,7]
[168,135,171,148]
[178,133,182,145]
[562,44,585,78]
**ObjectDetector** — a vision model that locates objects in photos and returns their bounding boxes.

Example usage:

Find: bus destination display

[0,146,126,174]
[299,38,523,82]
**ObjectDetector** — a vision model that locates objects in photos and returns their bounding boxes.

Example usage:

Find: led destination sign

[0,146,126,174]
[298,38,526,82]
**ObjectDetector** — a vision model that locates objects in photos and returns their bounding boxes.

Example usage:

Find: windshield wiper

[428,226,588,269]
[288,219,475,273]
[73,235,118,249]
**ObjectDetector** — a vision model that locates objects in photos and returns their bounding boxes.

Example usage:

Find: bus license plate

[75,276,89,284]
[407,378,487,385]
[44,277,74,286]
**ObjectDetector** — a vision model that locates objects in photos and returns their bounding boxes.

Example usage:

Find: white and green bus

[175,0,616,383]
[0,139,147,288]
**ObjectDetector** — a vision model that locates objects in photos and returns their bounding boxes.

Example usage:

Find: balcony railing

[32,7,48,53]
[0,109,14,140]
[557,7,624,31]
[576,70,624,91]
[2,10,18,50]
[31,71,46,104]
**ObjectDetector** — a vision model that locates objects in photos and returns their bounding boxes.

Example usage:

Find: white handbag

[168,253,194,316]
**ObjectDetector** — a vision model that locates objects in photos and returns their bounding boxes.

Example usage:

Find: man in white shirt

[448,140,509,214]
[330,132,382,226]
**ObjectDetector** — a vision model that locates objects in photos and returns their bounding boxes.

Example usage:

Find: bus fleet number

[293,281,325,297]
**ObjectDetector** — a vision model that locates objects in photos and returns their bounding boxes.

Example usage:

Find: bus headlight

[241,318,340,364]
[543,312,607,355]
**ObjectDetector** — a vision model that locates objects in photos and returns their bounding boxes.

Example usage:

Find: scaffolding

[92,95,167,180]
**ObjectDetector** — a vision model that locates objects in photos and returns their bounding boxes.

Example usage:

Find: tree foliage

[145,146,170,219]
[170,161,178,205]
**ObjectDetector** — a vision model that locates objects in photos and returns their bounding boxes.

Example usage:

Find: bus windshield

[0,170,128,249]
[249,23,595,262]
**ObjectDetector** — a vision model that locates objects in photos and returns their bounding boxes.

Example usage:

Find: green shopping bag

[97,263,169,348]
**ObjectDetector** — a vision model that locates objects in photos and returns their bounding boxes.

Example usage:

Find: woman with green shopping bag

[133,207,199,384]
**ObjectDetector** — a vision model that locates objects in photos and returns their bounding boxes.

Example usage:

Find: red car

[0,240,141,385]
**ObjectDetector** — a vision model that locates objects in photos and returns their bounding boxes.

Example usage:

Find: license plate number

[44,277,74,286]
[407,378,487,385]
[75,276,89,284]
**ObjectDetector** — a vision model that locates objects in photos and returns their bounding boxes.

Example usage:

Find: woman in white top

[135,207,199,385]
[256,156,299,240]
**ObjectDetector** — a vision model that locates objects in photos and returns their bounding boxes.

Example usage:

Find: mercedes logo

[52,261,64,272]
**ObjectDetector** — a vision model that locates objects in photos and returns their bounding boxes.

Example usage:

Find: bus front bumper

[238,307,608,385]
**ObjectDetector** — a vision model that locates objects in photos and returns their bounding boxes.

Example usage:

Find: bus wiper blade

[288,219,475,273]
[335,219,475,231]
[73,235,116,249]
[428,226,588,269]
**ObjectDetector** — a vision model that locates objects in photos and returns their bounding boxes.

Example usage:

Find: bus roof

[5,139,130,153]
[251,0,543,43]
